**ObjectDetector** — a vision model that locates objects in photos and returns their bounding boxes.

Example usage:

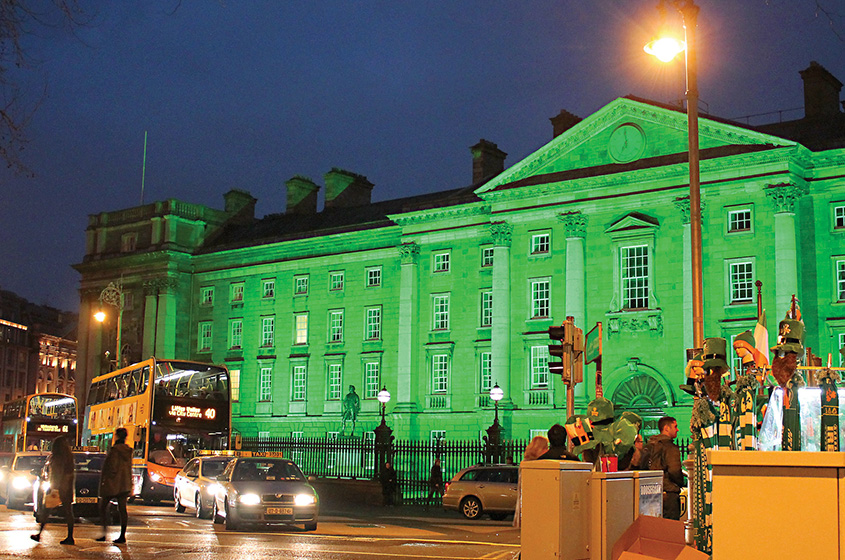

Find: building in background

[74,63,845,442]
[0,289,77,406]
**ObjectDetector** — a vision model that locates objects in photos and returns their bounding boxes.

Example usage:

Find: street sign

[585,322,602,365]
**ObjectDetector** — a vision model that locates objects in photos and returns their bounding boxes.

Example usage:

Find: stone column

[142,282,159,359]
[674,197,694,352]
[395,242,420,413]
[155,278,179,359]
[559,212,588,406]
[490,222,513,408]
[76,294,102,413]
[766,183,805,312]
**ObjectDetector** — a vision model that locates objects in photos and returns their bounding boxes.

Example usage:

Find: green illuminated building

[75,63,845,442]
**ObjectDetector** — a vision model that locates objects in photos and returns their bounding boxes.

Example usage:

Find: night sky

[1,1,842,312]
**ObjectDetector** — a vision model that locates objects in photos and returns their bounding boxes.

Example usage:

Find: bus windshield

[148,426,228,467]
[28,395,76,420]
[154,362,229,400]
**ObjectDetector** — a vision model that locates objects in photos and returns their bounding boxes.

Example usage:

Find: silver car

[212,456,318,531]
[174,456,233,519]
[0,452,48,510]
[442,463,518,520]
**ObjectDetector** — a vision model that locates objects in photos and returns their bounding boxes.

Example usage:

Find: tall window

[367,267,382,287]
[200,287,214,306]
[728,209,752,232]
[262,279,275,298]
[229,319,243,349]
[365,362,380,398]
[291,365,306,401]
[837,260,845,301]
[479,352,492,393]
[365,307,381,340]
[836,205,845,229]
[622,245,649,309]
[432,294,450,330]
[230,369,240,401]
[294,275,309,295]
[433,252,450,273]
[121,232,137,252]
[260,316,275,347]
[294,313,308,345]
[432,354,449,393]
[230,282,244,302]
[530,345,549,389]
[531,279,550,319]
[329,271,344,291]
[531,232,550,254]
[481,247,494,267]
[259,366,272,401]
[198,322,212,352]
[328,310,344,342]
[327,363,342,400]
[840,333,845,366]
[729,261,754,303]
[480,290,493,326]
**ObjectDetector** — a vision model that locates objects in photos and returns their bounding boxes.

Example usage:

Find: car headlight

[12,476,32,490]
[150,471,162,482]
[40,480,50,491]
[238,493,261,506]
[206,483,222,496]
[294,493,315,506]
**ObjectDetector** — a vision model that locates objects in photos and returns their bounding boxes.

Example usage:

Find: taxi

[0,452,48,509]
[174,454,233,518]
[32,447,106,519]
[211,454,318,531]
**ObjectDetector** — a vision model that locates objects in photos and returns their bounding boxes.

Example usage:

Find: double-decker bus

[85,358,230,503]
[0,393,78,456]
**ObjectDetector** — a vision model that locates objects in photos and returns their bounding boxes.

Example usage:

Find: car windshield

[74,454,105,472]
[202,459,230,478]
[14,455,47,472]
[232,459,305,482]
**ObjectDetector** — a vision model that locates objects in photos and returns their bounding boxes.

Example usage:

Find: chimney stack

[800,61,842,119]
[285,175,320,214]
[324,168,374,209]
[550,109,583,138]
[470,139,507,184]
[223,189,257,224]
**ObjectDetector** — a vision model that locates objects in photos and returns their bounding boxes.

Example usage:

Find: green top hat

[772,318,804,357]
[619,411,643,429]
[587,397,614,423]
[702,337,729,370]
[732,330,756,364]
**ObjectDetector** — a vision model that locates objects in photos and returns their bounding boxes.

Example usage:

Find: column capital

[558,211,587,238]
[765,182,806,214]
[143,277,178,295]
[673,195,707,225]
[398,242,420,265]
[489,221,513,247]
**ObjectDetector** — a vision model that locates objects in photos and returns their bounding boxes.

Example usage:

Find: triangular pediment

[605,212,659,235]
[476,96,796,195]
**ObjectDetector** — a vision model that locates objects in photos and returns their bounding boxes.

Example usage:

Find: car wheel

[212,501,223,525]
[224,504,239,531]
[489,512,508,521]
[174,490,186,513]
[460,496,483,520]
[195,493,205,519]
[304,522,317,531]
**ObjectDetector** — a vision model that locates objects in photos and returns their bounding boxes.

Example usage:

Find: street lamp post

[374,387,393,477]
[486,383,504,463]
[95,281,125,370]
[645,0,703,349]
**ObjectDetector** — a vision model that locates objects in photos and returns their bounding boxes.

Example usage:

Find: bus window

[133,427,146,459]
[95,380,107,404]
[127,369,140,397]
[105,379,118,401]
[140,366,150,393]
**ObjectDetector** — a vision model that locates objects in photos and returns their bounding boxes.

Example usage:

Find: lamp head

[377,387,391,404]
[94,311,106,323]
[490,383,504,402]
[644,36,685,63]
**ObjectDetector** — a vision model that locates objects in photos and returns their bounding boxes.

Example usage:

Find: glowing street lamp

[377,386,391,426]
[490,383,504,427]
[645,0,704,349]
[95,281,125,369]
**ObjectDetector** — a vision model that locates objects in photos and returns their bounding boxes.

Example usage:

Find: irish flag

[754,310,769,367]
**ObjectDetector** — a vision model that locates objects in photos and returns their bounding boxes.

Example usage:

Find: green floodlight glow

[644,36,686,63]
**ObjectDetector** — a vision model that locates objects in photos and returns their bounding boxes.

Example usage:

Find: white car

[174,456,233,519]
[212,456,318,531]
[0,452,48,510]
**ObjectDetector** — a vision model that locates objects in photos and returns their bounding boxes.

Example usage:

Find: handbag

[44,489,62,509]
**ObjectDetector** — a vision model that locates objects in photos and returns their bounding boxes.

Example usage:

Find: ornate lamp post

[374,386,393,478]
[486,383,504,463]
[644,0,703,349]
[94,281,125,370]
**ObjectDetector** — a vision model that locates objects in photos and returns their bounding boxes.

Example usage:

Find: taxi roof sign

[197,450,285,458]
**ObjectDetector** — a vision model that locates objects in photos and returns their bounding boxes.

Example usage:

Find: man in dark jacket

[538,424,579,461]
[646,416,685,520]
[98,427,133,544]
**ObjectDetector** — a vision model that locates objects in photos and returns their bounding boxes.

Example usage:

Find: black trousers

[99,492,129,535]
[37,487,74,537]
[663,491,681,520]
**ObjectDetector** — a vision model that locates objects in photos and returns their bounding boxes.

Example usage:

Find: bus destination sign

[30,422,69,434]
[167,404,217,422]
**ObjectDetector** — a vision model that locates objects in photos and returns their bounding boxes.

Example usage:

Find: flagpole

[140,130,148,205]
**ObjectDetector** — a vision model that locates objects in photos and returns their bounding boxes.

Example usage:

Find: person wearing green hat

[645,416,684,520]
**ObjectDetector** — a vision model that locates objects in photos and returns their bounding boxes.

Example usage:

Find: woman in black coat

[31,435,75,545]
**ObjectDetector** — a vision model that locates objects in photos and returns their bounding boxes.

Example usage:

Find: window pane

[530,346,549,388]
[259,366,272,401]
[366,307,381,340]
[730,261,754,302]
[480,352,492,393]
[329,310,344,342]
[432,355,449,393]
[261,316,275,346]
[327,364,342,400]
[531,280,550,318]
[433,295,450,330]
[292,365,306,401]
[481,291,493,327]
[295,314,308,344]
[622,246,649,309]
[838,260,845,301]
[365,362,379,398]
[482,247,494,267]
[531,233,550,254]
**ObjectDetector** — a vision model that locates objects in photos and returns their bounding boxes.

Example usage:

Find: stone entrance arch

[606,359,674,438]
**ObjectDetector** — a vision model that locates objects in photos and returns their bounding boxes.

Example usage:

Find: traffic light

[548,318,583,383]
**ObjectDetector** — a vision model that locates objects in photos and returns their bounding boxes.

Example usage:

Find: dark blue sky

[1,1,842,312]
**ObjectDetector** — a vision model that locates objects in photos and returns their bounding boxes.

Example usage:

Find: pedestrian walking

[513,435,549,528]
[645,416,685,520]
[425,458,444,509]
[380,462,398,506]
[97,427,133,544]
[31,435,75,545]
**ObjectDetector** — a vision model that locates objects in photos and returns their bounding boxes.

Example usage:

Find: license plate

[266,507,292,515]
[75,497,98,504]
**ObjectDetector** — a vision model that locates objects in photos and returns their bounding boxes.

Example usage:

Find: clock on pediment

[608,123,645,163]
